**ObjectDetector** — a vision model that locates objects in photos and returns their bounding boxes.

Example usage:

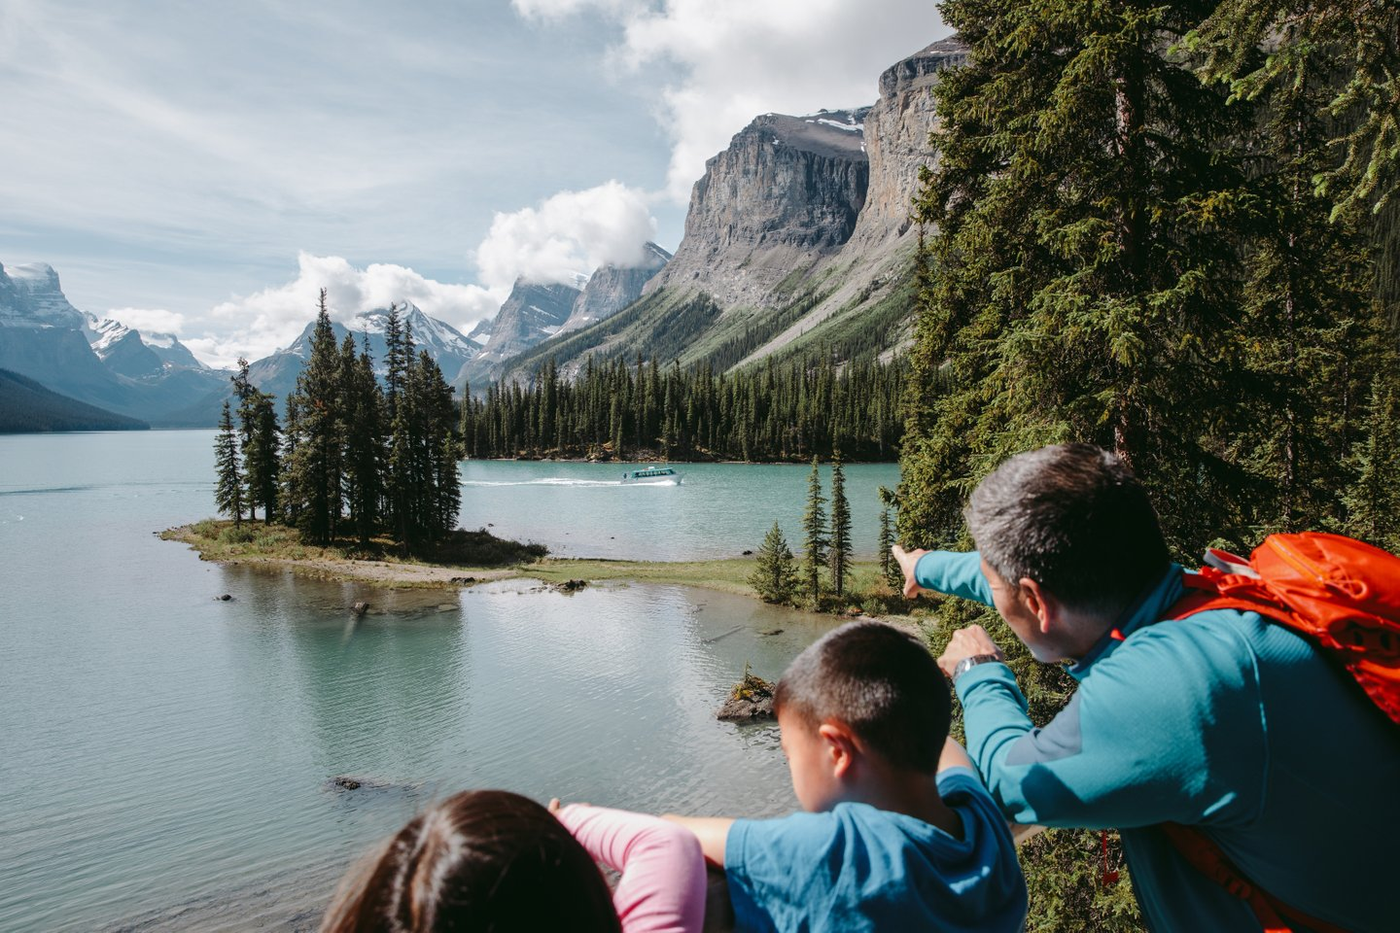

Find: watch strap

[952,653,1004,682]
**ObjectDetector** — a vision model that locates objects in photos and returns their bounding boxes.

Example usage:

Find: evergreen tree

[827,453,851,597]
[214,400,243,525]
[749,521,799,604]
[232,358,280,523]
[1345,372,1400,552]
[877,485,900,589]
[901,0,1257,555]
[283,289,344,543]
[383,302,407,421]
[341,332,384,545]
[802,456,827,599]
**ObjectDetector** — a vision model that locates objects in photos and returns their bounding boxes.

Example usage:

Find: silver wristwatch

[952,653,1004,682]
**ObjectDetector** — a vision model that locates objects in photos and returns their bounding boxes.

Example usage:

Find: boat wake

[460,478,624,488]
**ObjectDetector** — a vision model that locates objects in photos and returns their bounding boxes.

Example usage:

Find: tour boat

[619,466,683,484]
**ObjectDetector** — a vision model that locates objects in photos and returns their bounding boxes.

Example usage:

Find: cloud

[512,0,948,200]
[474,180,657,290]
[186,253,504,368]
[101,306,187,336]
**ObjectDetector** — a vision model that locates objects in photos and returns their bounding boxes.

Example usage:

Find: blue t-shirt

[724,768,1027,933]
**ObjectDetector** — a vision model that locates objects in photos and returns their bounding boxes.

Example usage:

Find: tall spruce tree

[232,358,280,523]
[802,456,827,599]
[749,521,799,604]
[340,332,384,545]
[214,400,243,525]
[1345,372,1400,551]
[283,289,344,543]
[877,486,900,589]
[901,0,1257,556]
[827,453,852,597]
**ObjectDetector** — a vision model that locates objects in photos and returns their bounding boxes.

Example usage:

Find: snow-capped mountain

[0,262,88,330]
[82,315,207,378]
[0,261,230,426]
[245,301,481,400]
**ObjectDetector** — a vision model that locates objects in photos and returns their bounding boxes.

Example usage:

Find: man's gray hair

[965,444,1171,617]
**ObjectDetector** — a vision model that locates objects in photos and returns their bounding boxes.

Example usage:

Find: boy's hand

[936,625,1004,678]
[891,545,929,599]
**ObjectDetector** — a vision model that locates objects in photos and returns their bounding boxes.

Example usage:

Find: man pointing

[894,443,1399,932]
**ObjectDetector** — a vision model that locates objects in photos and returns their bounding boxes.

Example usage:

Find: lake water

[0,431,900,932]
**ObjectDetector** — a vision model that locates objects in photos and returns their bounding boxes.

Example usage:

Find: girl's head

[320,789,620,933]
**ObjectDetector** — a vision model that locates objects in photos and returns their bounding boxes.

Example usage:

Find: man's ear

[1018,577,1059,634]
[817,721,858,779]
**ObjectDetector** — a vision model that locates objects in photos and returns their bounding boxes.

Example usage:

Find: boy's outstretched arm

[662,815,734,867]
[937,736,974,773]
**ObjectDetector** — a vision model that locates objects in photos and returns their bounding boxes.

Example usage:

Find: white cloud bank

[474,180,657,290]
[513,0,948,200]
[182,253,504,369]
[101,306,187,336]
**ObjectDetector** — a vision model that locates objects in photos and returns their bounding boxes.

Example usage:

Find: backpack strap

[1165,568,1359,932]
[1158,823,1354,933]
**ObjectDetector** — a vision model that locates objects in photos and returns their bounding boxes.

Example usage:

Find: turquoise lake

[0,431,900,932]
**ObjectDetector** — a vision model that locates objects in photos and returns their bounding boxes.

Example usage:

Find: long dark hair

[320,789,621,933]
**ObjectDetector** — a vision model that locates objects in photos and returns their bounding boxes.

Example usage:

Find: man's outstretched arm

[892,546,994,605]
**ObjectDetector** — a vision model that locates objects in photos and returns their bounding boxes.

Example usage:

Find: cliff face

[645,109,871,308]
[476,35,971,386]
[0,263,87,329]
[560,243,671,334]
[457,278,583,388]
[849,38,969,246]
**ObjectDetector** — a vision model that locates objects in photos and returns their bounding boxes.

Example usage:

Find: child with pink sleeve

[554,802,709,933]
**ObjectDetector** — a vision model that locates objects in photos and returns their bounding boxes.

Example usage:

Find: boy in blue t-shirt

[669,621,1027,933]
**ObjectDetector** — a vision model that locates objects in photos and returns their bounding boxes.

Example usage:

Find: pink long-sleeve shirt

[556,805,707,933]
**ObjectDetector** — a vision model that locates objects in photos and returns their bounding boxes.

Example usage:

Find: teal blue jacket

[915,550,1400,933]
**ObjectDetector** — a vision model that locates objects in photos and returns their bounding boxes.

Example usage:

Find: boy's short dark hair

[773,621,950,774]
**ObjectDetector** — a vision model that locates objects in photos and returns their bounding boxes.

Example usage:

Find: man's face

[981,558,1058,662]
[778,708,840,812]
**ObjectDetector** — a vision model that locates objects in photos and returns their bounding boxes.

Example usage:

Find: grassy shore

[160,519,917,618]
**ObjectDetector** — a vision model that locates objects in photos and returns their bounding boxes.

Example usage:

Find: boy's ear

[817,721,859,779]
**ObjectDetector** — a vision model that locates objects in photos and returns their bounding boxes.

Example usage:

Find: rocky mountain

[644,110,870,309]
[0,262,87,329]
[496,37,968,386]
[246,301,479,401]
[455,277,584,390]
[0,262,229,426]
[559,243,671,335]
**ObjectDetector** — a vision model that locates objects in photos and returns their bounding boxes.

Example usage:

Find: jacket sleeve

[557,805,707,933]
[913,550,995,606]
[954,619,1268,829]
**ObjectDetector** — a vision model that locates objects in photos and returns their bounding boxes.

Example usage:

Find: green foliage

[283,289,344,544]
[827,454,852,596]
[214,400,243,525]
[1344,370,1400,552]
[461,355,904,463]
[877,486,903,590]
[802,457,828,599]
[749,521,799,604]
[730,662,775,702]
[233,357,280,524]
[219,290,463,555]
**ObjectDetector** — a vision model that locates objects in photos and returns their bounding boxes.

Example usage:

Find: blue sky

[0,0,948,365]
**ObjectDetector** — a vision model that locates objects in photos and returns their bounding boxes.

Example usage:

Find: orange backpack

[1172,531,1400,725]
[1161,532,1400,933]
